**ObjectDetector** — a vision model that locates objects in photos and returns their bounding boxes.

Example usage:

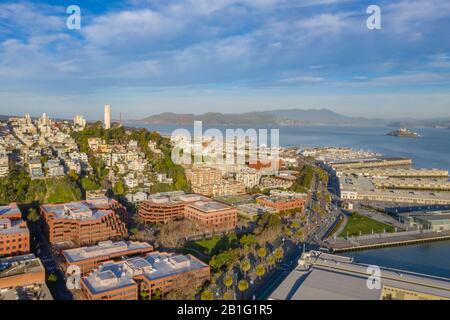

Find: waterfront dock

[326,229,450,253]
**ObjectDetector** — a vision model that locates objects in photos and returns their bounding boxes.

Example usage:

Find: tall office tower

[104,105,111,130]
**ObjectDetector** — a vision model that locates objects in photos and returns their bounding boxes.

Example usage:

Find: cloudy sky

[0,0,449,120]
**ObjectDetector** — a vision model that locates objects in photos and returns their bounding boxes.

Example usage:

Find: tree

[255,264,266,280]
[257,247,267,261]
[164,272,204,300]
[274,247,284,262]
[239,234,257,248]
[27,208,39,223]
[140,291,149,300]
[267,255,276,271]
[201,290,214,300]
[295,229,304,240]
[113,179,125,195]
[223,275,233,289]
[238,280,249,293]
[81,176,101,191]
[47,273,58,282]
[67,170,79,182]
[222,291,234,300]
[240,259,251,277]
[130,228,139,236]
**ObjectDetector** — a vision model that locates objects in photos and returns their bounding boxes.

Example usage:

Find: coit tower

[104,104,111,129]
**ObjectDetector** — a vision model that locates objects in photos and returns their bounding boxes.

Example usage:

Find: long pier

[327,230,450,253]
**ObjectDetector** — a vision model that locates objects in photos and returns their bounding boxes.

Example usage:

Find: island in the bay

[387,127,421,138]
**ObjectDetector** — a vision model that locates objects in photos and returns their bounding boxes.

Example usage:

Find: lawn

[339,212,395,237]
[188,234,239,256]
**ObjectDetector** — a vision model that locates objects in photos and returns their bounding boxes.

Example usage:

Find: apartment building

[80,252,210,300]
[138,192,209,224]
[39,199,128,246]
[235,167,261,189]
[186,167,222,186]
[0,254,52,300]
[0,151,9,177]
[184,201,238,231]
[0,204,30,257]
[256,193,306,212]
[62,240,153,274]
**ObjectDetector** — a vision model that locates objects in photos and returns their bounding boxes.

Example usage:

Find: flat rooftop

[0,204,21,217]
[340,174,450,203]
[63,241,153,263]
[0,219,29,235]
[270,252,450,300]
[83,252,208,294]
[41,201,112,221]
[330,156,411,165]
[0,284,53,300]
[0,254,43,280]
[146,192,209,205]
[188,201,232,213]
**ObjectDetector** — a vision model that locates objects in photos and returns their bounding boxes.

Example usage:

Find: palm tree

[223,275,233,290]
[238,280,249,293]
[257,247,267,261]
[267,255,276,271]
[240,259,251,277]
[201,290,214,300]
[255,264,266,280]
[222,291,234,300]
[274,247,284,262]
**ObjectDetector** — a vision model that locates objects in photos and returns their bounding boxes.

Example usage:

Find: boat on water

[387,128,421,138]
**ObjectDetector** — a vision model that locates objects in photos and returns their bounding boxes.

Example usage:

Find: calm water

[342,242,450,278]
[129,123,450,277]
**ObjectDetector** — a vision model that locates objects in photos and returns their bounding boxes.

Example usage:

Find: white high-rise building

[104,105,111,130]
[74,114,86,129]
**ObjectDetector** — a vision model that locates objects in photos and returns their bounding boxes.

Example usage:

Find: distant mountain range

[133,109,379,126]
[132,108,450,128]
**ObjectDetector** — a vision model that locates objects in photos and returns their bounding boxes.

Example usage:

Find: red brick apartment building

[184,201,238,231]
[40,199,127,246]
[0,254,45,291]
[62,240,153,274]
[0,204,30,257]
[138,192,208,224]
[256,195,306,212]
[80,252,210,300]
[138,192,237,231]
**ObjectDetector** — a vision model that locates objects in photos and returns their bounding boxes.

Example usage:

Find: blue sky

[0,0,449,120]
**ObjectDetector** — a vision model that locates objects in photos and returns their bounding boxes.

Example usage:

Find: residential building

[80,252,210,300]
[73,115,87,130]
[124,192,148,205]
[0,204,30,257]
[138,192,208,224]
[28,158,44,178]
[256,192,306,212]
[186,167,222,186]
[184,201,238,231]
[0,151,9,177]
[39,199,128,246]
[235,167,261,189]
[62,240,153,274]
[0,254,52,300]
